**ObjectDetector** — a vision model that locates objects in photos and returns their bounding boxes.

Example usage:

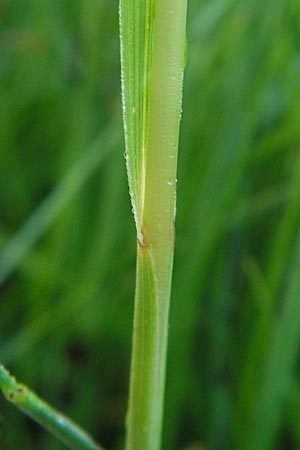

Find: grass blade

[0,365,104,450]
[120,1,188,448]
[0,123,120,287]
[240,232,300,450]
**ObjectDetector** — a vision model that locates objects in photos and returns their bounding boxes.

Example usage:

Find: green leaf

[0,365,104,450]
[126,248,159,449]
[120,1,188,449]
[119,0,154,242]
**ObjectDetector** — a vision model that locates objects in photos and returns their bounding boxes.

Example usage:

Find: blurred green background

[1,1,300,449]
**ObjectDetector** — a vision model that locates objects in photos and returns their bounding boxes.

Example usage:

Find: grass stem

[120,1,188,449]
[0,365,104,450]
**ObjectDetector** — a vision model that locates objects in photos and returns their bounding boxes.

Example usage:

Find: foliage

[1,1,300,449]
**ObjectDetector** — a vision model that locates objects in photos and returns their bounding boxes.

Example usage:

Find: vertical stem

[125,2,188,450]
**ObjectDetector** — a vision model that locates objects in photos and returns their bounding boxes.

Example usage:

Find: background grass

[1,0,300,449]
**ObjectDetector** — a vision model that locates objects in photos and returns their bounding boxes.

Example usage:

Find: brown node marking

[137,235,146,249]
[137,226,149,251]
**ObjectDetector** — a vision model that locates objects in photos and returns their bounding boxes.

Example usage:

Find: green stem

[0,365,104,450]
[124,1,188,449]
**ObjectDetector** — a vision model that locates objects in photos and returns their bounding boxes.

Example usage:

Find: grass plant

[0,366,103,450]
[1,1,300,450]
[0,1,188,449]
[119,1,187,449]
